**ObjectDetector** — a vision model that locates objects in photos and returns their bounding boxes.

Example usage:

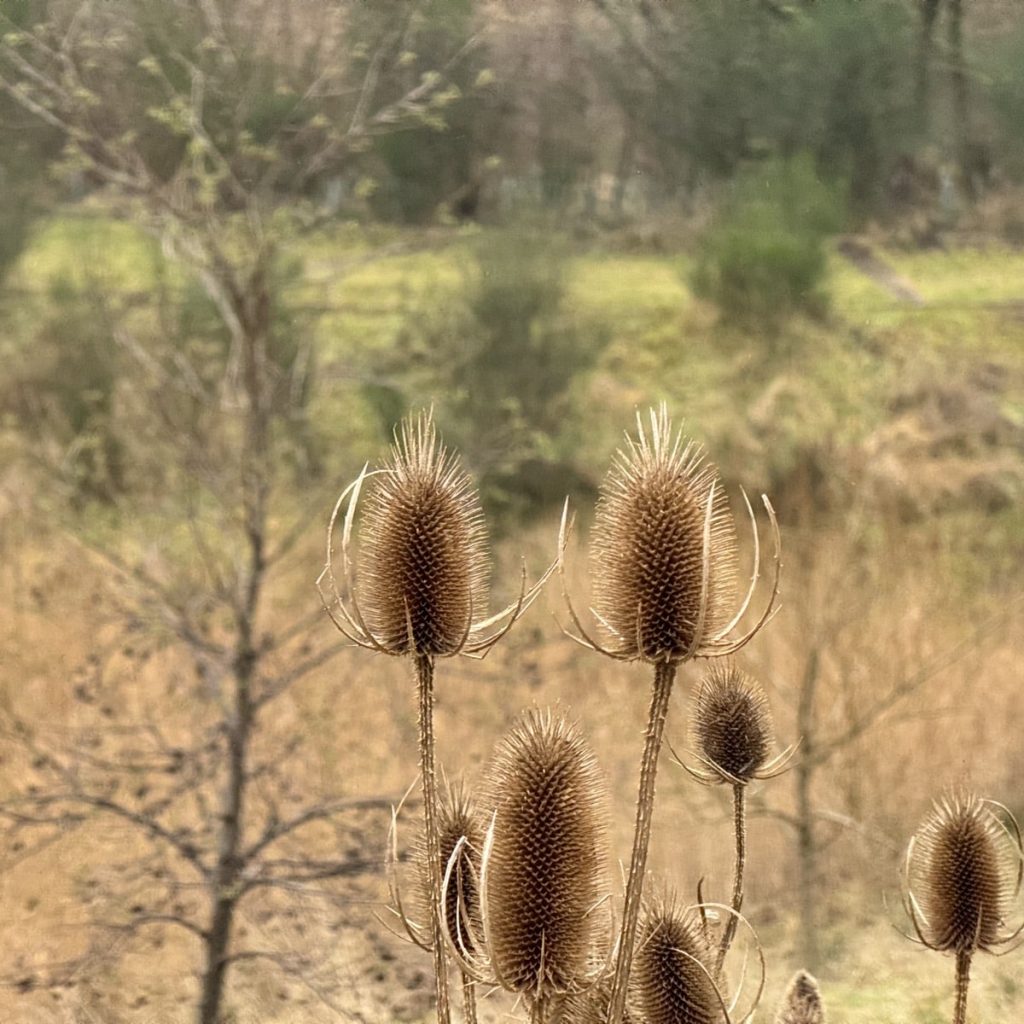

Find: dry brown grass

[1,500,1023,1021]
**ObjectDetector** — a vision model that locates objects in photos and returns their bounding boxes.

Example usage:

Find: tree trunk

[197,664,250,1024]
[198,894,239,1024]
[197,292,270,1023]
[795,647,820,974]
[947,0,972,195]
[916,0,942,133]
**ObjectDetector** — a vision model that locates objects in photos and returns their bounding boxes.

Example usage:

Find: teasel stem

[954,949,971,1024]
[531,995,549,1024]
[460,970,477,1024]
[716,783,747,977]
[416,653,451,1024]
[608,659,677,1024]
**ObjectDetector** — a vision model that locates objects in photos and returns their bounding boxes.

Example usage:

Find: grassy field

[2,212,1024,1022]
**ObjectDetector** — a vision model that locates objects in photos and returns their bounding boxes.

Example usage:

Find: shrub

[691,155,845,328]
[444,229,609,523]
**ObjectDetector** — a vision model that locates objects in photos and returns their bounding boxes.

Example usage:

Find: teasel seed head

[689,663,780,786]
[904,791,1024,956]
[477,708,610,999]
[416,781,484,956]
[775,971,825,1024]
[320,410,555,657]
[559,405,780,665]
[358,412,489,655]
[634,898,726,1024]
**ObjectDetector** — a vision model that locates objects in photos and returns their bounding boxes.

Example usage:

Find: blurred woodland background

[0,0,1023,1021]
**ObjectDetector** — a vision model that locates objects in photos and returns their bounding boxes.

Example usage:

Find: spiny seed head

[590,406,738,663]
[358,411,489,655]
[416,782,483,956]
[481,708,609,997]
[692,663,774,784]
[634,899,725,1024]
[908,791,1018,954]
[775,971,825,1024]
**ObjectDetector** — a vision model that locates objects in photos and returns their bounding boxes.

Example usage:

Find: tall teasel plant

[677,663,797,974]
[558,405,781,1024]
[442,708,612,1024]
[902,791,1024,1024]
[318,411,553,1024]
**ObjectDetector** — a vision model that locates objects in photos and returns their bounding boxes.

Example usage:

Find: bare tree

[0,2,474,1021]
[750,521,1009,973]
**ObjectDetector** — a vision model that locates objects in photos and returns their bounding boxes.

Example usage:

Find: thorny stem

[716,784,746,977]
[608,659,677,1024]
[460,970,477,1024]
[954,949,971,1024]
[416,654,451,1024]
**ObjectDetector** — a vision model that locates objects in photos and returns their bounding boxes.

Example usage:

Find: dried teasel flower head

[774,971,825,1024]
[684,663,796,787]
[319,410,552,658]
[384,779,485,956]
[903,791,1024,956]
[634,898,726,1024]
[559,405,780,665]
[416,781,484,955]
[445,709,610,1003]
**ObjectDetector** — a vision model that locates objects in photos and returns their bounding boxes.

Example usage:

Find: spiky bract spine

[692,663,774,784]
[359,412,489,655]
[634,900,725,1024]
[417,782,484,957]
[590,407,738,662]
[775,971,825,1024]
[910,792,1015,955]
[482,709,609,998]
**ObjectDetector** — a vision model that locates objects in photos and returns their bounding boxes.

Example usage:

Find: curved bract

[634,900,726,1024]
[318,409,554,660]
[558,404,781,665]
[683,663,797,787]
[904,791,1024,956]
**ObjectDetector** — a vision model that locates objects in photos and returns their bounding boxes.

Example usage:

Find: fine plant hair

[681,663,796,973]
[903,791,1024,1024]
[444,708,610,1024]
[774,971,826,1024]
[319,411,552,1024]
[558,404,780,1024]
[633,898,728,1024]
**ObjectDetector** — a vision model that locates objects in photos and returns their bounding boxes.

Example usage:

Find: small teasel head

[903,790,1024,955]
[687,663,791,786]
[416,781,484,955]
[634,897,726,1024]
[775,971,825,1024]
[467,708,610,1001]
[559,404,780,665]
[320,410,554,658]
